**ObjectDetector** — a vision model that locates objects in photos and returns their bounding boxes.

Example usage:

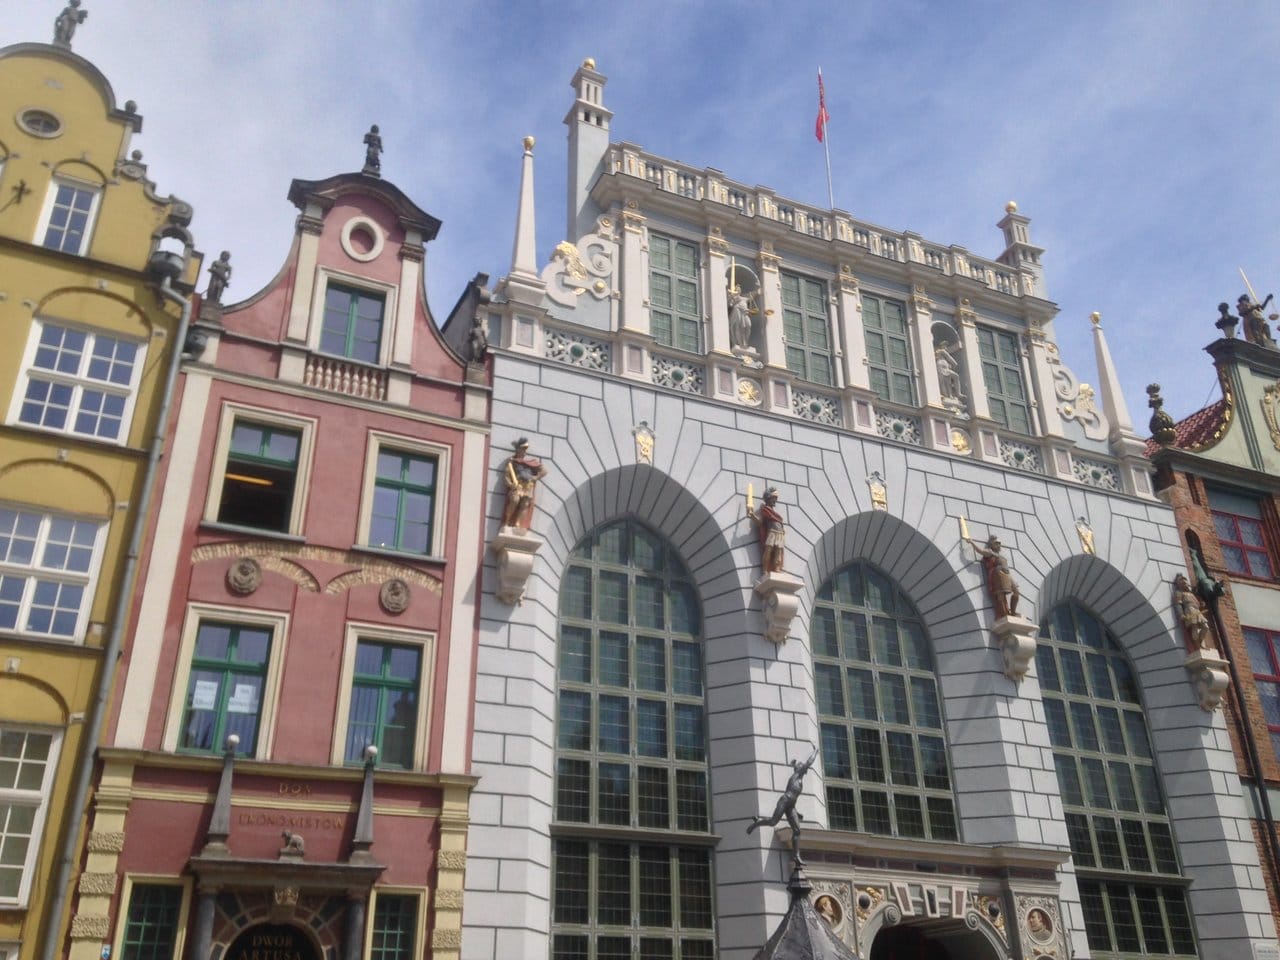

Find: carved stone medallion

[226,557,262,595]
[379,578,411,614]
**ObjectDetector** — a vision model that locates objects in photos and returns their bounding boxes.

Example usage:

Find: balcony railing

[304,354,388,400]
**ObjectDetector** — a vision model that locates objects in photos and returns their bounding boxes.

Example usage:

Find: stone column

[756,242,785,369]
[188,889,217,960]
[344,894,367,960]
[705,227,730,354]
[619,201,647,334]
[957,299,991,422]
[834,266,868,391]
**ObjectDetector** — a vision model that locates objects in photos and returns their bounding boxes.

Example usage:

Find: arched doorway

[870,920,1006,960]
[871,925,951,960]
[224,922,322,960]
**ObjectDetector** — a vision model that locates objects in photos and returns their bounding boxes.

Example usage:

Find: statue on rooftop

[1237,293,1277,348]
[53,0,86,48]
[747,744,818,861]
[206,251,232,305]
[467,315,489,363]
[501,438,548,531]
[363,124,383,176]
[967,534,1021,619]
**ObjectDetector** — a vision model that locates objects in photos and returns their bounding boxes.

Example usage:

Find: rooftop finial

[1005,200,1017,213]
[1089,311,1101,326]
[522,135,535,154]
[583,57,596,70]
[362,124,383,177]
[1147,384,1177,445]
[53,0,86,48]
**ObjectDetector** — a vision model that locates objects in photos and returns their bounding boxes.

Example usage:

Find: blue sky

[8,2,1280,424]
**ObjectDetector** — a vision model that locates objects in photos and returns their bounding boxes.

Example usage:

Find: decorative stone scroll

[490,529,542,605]
[755,572,803,645]
[1185,649,1231,712]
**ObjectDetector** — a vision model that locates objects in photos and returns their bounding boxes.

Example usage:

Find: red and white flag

[815,68,830,142]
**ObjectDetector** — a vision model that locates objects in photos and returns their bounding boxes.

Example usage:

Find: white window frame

[202,403,317,537]
[34,176,102,256]
[308,267,397,367]
[0,941,21,960]
[0,503,108,643]
[0,725,62,909]
[7,319,147,445]
[356,432,451,559]
[111,875,192,960]
[161,604,291,760]
[331,622,436,770]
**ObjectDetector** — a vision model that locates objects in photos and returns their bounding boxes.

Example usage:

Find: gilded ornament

[737,379,761,405]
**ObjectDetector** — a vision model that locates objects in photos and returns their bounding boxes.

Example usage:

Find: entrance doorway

[224,922,322,960]
[871,926,952,960]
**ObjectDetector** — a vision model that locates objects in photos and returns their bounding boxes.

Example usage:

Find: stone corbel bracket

[1185,649,1231,711]
[754,572,803,644]
[992,616,1038,682]
[491,529,543,605]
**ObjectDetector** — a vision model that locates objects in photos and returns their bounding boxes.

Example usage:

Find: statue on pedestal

[747,745,818,862]
[362,124,383,176]
[747,485,786,574]
[54,1,86,47]
[967,534,1021,618]
[1237,293,1277,348]
[502,438,547,530]
[1173,573,1211,650]
[206,251,232,305]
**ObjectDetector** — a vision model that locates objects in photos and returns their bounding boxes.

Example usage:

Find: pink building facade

[66,167,491,960]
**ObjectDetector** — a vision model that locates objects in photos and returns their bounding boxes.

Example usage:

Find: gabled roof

[288,172,441,240]
[1144,398,1229,456]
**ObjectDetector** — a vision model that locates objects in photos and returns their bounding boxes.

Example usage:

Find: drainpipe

[1192,551,1280,893]
[39,260,194,960]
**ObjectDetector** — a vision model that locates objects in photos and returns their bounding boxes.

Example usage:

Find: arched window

[1039,602,1197,958]
[814,562,958,841]
[552,519,715,960]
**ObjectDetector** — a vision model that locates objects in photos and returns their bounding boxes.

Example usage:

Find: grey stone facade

[460,61,1277,960]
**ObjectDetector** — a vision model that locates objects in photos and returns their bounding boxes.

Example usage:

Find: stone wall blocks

[469,792,502,826]
[504,734,554,769]
[465,857,499,892]
[790,423,842,451]
[538,365,605,400]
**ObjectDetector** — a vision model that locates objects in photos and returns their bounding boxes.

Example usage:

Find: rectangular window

[345,640,421,768]
[977,326,1031,434]
[0,506,104,640]
[649,234,702,353]
[179,621,272,756]
[1208,488,1274,578]
[782,273,833,385]
[0,727,59,907]
[861,294,914,404]
[120,883,183,960]
[369,450,437,555]
[216,420,302,533]
[12,322,144,443]
[1245,627,1280,761]
[39,180,100,255]
[370,893,419,960]
[322,283,385,364]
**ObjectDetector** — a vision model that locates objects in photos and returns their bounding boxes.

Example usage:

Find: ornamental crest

[543,217,617,306]
[1263,380,1280,450]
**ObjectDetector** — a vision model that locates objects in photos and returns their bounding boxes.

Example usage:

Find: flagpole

[818,67,834,210]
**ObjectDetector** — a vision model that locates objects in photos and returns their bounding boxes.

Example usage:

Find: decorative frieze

[793,389,842,426]
[1072,455,1120,490]
[998,438,1043,473]
[875,411,922,446]
[544,327,610,371]
[651,355,705,394]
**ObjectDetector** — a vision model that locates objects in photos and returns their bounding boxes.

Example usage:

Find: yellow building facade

[0,38,199,959]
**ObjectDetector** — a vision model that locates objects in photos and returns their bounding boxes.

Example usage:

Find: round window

[19,109,62,137]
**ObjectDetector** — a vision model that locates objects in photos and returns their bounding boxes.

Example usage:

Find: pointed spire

[1091,312,1135,441]
[201,734,239,857]
[996,200,1046,298]
[565,58,612,241]
[513,136,538,276]
[349,745,378,865]
[501,136,547,306]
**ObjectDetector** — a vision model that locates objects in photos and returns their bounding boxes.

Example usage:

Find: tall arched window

[1039,602,1197,958]
[552,519,715,960]
[814,562,959,841]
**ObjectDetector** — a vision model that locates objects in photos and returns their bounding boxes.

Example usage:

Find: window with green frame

[552,519,715,960]
[217,421,301,532]
[782,272,833,385]
[648,234,702,353]
[180,621,272,756]
[370,892,419,960]
[369,449,437,555]
[861,294,914,405]
[120,883,183,960]
[344,640,421,769]
[813,562,958,841]
[976,326,1031,434]
[1039,602,1197,958]
[322,283,385,364]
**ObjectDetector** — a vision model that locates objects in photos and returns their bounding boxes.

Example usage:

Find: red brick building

[64,163,491,960]
[1148,311,1280,926]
